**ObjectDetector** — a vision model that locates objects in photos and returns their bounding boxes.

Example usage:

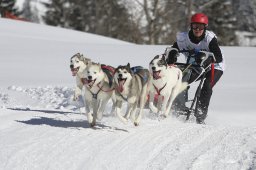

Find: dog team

[69,48,187,127]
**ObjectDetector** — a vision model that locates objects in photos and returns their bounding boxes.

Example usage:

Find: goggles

[191,23,206,30]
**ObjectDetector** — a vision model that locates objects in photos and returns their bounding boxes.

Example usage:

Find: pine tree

[0,0,20,17]
[194,0,237,45]
[234,0,256,32]
[42,0,139,43]
[21,0,39,22]
[42,0,70,27]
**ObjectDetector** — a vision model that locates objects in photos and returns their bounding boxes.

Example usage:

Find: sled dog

[148,54,186,117]
[114,63,150,126]
[83,62,115,127]
[70,53,91,101]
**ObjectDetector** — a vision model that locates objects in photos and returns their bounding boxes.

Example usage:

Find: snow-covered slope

[0,18,256,170]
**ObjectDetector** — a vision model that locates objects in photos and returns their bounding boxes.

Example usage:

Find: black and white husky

[149,54,187,117]
[114,63,150,126]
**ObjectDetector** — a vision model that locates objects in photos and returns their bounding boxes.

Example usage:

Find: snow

[0,18,256,170]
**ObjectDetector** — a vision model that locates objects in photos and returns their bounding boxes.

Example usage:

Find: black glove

[166,49,179,64]
[195,52,212,68]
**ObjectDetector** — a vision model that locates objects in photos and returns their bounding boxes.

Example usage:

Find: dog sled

[170,49,216,121]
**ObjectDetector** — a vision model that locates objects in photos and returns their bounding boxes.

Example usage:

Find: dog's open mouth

[71,67,80,76]
[86,78,96,88]
[117,78,127,92]
[153,70,161,80]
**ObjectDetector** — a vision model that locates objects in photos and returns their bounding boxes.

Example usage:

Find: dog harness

[153,83,167,95]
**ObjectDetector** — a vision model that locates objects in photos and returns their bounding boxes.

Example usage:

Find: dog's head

[83,63,104,88]
[149,54,167,80]
[70,53,91,76]
[114,63,133,92]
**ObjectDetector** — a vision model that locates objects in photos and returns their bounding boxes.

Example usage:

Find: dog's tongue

[81,78,88,84]
[118,80,125,92]
[71,68,78,76]
[153,71,161,79]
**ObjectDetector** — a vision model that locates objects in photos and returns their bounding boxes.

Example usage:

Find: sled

[171,49,216,121]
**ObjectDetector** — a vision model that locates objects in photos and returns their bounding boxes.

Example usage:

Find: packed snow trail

[1,107,256,170]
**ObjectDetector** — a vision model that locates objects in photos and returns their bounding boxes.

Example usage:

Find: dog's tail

[178,82,188,94]
[177,69,188,94]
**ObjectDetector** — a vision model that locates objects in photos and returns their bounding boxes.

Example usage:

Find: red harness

[153,83,167,95]
[211,63,215,87]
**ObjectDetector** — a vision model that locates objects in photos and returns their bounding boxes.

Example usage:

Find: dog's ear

[87,60,92,67]
[97,63,102,71]
[150,55,159,65]
[154,55,160,59]
[161,55,168,68]
[127,63,132,73]
[161,55,165,61]
[83,57,91,65]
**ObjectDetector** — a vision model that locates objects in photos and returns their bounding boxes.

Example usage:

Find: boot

[195,107,207,124]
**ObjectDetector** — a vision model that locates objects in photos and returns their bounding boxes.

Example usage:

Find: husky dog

[83,63,115,127]
[149,54,186,117]
[70,53,91,101]
[114,63,150,126]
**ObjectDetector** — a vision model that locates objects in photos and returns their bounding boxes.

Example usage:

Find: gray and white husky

[83,62,116,127]
[114,63,150,126]
[70,53,91,101]
[148,54,187,117]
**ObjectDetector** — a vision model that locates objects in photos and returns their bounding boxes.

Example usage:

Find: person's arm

[209,37,223,63]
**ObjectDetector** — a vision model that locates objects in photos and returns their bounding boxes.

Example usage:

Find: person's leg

[196,69,223,124]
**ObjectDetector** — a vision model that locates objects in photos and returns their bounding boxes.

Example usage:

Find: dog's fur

[148,54,186,117]
[70,53,91,101]
[83,63,115,127]
[114,63,150,126]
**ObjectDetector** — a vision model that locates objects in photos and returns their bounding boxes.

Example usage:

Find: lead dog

[70,53,91,101]
[83,62,115,127]
[114,63,150,126]
[148,54,187,117]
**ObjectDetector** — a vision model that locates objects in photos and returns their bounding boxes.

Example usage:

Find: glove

[195,52,212,68]
[166,48,179,64]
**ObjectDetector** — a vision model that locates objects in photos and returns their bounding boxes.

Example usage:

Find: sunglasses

[191,23,206,30]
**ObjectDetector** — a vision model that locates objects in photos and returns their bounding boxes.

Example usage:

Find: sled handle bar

[175,62,202,68]
[165,47,215,60]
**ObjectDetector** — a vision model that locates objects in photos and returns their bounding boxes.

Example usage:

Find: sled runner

[171,49,216,121]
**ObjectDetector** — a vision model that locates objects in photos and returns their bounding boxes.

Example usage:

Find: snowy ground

[0,18,256,170]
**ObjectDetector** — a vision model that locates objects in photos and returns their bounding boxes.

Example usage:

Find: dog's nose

[152,66,156,71]
[70,65,74,69]
[88,76,92,80]
[118,74,122,78]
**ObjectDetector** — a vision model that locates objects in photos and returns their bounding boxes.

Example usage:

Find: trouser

[195,69,223,120]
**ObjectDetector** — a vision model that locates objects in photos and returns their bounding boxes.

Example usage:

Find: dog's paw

[150,106,158,113]
[90,122,96,127]
[73,95,79,101]
[149,103,158,113]
[134,122,139,126]
[86,112,93,123]
[117,116,128,124]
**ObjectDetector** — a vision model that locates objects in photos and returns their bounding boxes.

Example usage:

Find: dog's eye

[124,71,127,73]
[94,72,96,74]
[87,71,90,74]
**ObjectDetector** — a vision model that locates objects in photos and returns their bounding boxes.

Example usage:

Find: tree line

[1,0,256,46]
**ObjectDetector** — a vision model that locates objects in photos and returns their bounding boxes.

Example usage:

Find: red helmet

[191,13,208,25]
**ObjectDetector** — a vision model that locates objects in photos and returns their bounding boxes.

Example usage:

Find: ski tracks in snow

[1,109,256,170]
